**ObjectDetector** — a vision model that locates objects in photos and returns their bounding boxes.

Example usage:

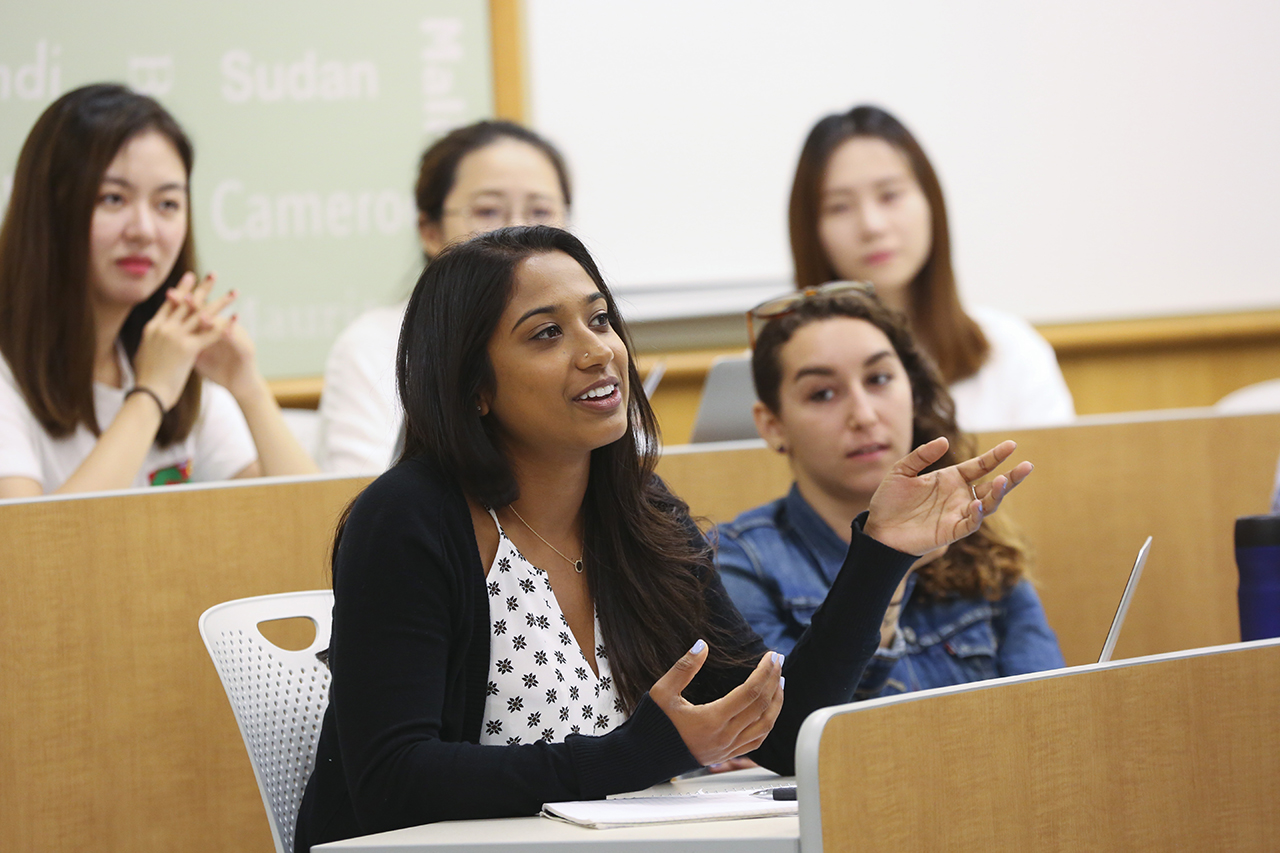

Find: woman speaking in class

[295,225,1033,847]
[318,119,572,474]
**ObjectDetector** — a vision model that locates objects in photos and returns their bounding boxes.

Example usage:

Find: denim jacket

[714,485,1065,698]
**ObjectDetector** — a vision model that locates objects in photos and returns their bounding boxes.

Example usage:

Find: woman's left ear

[752,401,787,454]
[475,397,490,417]
[419,213,445,258]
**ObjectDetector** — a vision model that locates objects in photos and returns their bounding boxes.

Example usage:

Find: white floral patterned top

[479,509,626,745]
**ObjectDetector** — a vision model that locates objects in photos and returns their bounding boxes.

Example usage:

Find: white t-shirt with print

[0,349,257,492]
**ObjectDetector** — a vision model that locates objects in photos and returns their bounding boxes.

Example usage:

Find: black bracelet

[126,385,168,417]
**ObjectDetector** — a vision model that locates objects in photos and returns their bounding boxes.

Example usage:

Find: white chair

[199,591,333,853]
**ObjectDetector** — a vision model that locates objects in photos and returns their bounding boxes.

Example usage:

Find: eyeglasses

[442,200,566,230]
[745,281,875,347]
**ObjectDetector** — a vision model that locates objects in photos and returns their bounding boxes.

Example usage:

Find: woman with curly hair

[717,286,1063,698]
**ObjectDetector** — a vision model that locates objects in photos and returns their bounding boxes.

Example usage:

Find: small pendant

[573,559,583,574]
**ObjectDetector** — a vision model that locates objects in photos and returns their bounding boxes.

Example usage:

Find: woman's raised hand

[648,640,783,767]
[132,272,231,408]
[864,437,1033,556]
[187,273,263,400]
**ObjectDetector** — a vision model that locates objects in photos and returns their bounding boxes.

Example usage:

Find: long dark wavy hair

[788,104,990,385]
[751,291,1027,600]
[0,83,201,445]
[340,225,751,709]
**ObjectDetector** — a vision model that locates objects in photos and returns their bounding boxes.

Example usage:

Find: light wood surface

[272,305,1280,442]
[317,769,797,852]
[1039,307,1280,351]
[642,308,1280,444]
[0,476,370,853]
[656,411,1280,666]
[805,641,1280,852]
[489,0,526,122]
[634,309,1280,444]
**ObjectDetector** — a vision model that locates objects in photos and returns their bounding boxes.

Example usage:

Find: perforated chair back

[199,591,333,853]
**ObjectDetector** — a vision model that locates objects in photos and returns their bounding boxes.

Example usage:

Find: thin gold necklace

[508,505,583,573]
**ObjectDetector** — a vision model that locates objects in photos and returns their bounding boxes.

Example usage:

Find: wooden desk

[314,815,798,853]
[0,475,370,853]
[314,770,798,853]
[795,638,1280,852]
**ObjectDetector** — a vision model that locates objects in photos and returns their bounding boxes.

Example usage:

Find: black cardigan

[295,457,913,850]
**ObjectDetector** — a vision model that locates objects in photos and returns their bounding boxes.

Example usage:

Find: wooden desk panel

[657,412,1280,666]
[805,641,1280,852]
[0,476,369,853]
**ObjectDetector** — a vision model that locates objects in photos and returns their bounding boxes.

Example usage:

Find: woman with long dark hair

[789,105,1074,432]
[295,226,1033,848]
[319,120,571,473]
[718,287,1063,698]
[0,84,316,496]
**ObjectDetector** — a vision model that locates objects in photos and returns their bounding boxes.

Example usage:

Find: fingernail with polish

[690,639,706,655]
[779,676,786,691]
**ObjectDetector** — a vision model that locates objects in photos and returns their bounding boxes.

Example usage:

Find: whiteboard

[526,0,1280,325]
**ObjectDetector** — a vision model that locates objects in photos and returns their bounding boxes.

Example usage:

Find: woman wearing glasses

[788,105,1074,432]
[295,226,1033,847]
[717,286,1063,698]
[318,120,572,473]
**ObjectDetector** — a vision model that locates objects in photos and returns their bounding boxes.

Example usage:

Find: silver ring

[970,484,979,502]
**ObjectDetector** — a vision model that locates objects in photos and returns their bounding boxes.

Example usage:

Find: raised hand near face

[185,272,262,400]
[131,271,231,409]
[864,437,1033,557]
[648,640,784,767]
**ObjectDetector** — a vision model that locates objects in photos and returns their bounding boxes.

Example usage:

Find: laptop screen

[1098,536,1152,663]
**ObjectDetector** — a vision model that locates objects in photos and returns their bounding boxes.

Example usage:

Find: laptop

[688,354,759,443]
[1097,536,1152,663]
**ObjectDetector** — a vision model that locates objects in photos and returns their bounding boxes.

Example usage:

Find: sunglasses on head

[745,281,875,347]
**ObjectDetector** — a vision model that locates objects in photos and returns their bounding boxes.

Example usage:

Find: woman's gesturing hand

[864,437,1033,556]
[648,640,784,767]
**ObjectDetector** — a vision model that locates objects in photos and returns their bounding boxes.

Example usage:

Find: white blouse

[480,509,626,745]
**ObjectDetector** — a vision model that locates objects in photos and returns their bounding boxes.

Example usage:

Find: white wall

[526,1,1280,325]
